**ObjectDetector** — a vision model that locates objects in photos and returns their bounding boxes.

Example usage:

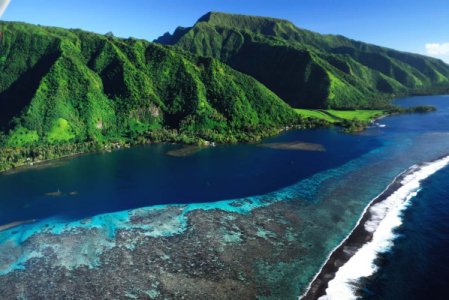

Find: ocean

[0,95,448,299]
[306,155,449,300]
[361,162,449,299]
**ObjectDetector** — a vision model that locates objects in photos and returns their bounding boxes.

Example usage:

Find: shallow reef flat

[165,145,203,157]
[259,142,326,152]
[0,141,411,300]
[2,103,449,299]
[0,198,313,299]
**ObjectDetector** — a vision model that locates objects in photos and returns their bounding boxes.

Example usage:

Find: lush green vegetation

[6,127,39,147]
[0,15,444,172]
[157,12,449,109]
[0,21,326,172]
[386,105,437,114]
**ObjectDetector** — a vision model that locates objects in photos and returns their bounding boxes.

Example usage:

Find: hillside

[0,22,307,146]
[156,12,449,109]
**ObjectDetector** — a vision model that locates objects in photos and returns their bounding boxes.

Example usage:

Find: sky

[0,0,448,62]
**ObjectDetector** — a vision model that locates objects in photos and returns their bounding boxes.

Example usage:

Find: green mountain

[156,12,449,109]
[0,21,301,151]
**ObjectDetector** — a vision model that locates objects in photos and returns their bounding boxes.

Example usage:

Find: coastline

[299,168,408,300]
[300,154,449,300]
[0,151,88,175]
[0,124,310,175]
[1,93,448,298]
[4,102,438,175]
[0,115,384,175]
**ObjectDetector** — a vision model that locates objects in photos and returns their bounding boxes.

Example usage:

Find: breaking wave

[303,155,449,300]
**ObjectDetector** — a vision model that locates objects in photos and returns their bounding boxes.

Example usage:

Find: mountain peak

[195,11,293,30]
[156,12,449,109]
[155,11,295,45]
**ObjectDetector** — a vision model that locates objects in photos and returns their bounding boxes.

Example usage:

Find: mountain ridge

[0,14,446,171]
[0,21,303,149]
[156,12,449,109]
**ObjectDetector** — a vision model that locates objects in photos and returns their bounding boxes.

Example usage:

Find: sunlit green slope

[0,21,302,149]
[156,12,449,109]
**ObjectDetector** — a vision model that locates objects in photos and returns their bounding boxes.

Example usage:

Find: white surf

[319,155,449,300]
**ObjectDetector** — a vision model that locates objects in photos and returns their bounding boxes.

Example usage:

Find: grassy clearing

[295,109,384,123]
[294,109,338,123]
[7,127,39,147]
[325,109,384,122]
[46,118,75,144]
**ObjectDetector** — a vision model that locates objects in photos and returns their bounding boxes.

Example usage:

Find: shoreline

[1,102,437,175]
[300,154,449,300]
[0,126,291,175]
[299,168,409,300]
[0,151,91,175]
[0,124,312,175]
[0,120,358,175]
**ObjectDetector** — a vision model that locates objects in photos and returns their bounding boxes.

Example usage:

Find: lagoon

[0,95,449,299]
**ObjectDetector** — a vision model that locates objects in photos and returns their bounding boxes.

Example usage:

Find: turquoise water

[0,95,449,298]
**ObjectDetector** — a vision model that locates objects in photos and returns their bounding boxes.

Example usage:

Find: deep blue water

[1,95,449,299]
[1,95,449,226]
[356,95,449,300]
[0,125,380,225]
[362,164,449,300]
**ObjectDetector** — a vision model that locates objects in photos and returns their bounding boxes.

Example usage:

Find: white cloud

[426,43,449,56]
[425,43,449,63]
[0,0,11,19]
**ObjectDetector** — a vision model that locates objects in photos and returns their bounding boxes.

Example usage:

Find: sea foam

[318,155,449,300]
